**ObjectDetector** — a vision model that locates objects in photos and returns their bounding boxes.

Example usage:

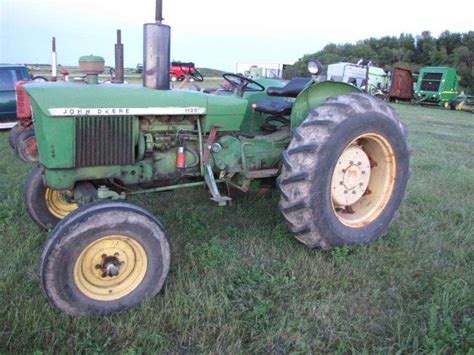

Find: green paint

[32,102,76,168]
[291,81,360,127]
[78,55,105,63]
[202,94,248,131]
[25,82,250,133]
[127,181,208,195]
[25,83,208,114]
[415,66,460,104]
[44,161,155,190]
[27,77,362,194]
[213,129,290,173]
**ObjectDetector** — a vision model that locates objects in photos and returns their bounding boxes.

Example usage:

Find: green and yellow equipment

[22,0,410,316]
[415,66,460,106]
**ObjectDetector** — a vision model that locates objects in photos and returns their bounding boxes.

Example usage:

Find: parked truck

[0,64,31,129]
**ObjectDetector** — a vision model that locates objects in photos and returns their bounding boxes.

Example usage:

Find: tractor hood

[24,82,247,119]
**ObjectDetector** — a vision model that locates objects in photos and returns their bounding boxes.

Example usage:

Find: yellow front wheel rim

[74,235,148,301]
[331,133,396,228]
[45,188,78,219]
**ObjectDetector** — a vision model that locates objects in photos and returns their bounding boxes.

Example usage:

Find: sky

[0,0,473,72]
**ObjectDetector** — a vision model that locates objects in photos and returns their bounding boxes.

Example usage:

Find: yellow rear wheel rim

[74,235,148,301]
[331,133,396,228]
[45,188,78,219]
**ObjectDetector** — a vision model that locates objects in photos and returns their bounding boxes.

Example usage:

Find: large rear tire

[277,93,410,249]
[39,201,171,316]
[24,166,78,229]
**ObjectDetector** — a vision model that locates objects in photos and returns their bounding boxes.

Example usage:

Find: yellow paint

[74,235,148,301]
[331,133,396,228]
[331,145,371,206]
[441,91,459,94]
[45,188,78,218]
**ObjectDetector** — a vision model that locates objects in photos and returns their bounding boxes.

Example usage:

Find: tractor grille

[75,116,135,167]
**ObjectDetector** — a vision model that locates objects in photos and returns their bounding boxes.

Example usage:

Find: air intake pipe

[114,29,124,84]
[143,0,170,90]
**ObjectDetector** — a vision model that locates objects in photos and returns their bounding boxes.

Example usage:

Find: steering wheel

[180,65,204,82]
[222,73,265,95]
[191,70,204,82]
[31,76,49,82]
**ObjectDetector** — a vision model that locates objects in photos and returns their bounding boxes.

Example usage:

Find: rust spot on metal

[389,67,414,101]
[345,206,355,214]
[202,125,221,165]
[368,156,378,168]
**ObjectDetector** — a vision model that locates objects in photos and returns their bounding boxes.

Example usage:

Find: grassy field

[0,104,473,353]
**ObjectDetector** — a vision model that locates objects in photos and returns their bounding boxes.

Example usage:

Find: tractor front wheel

[278,93,410,249]
[8,123,25,150]
[24,166,78,229]
[16,129,39,163]
[39,201,171,315]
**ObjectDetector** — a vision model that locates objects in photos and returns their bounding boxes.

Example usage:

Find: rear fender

[291,81,361,128]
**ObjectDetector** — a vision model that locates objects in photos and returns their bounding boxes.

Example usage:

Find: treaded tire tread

[39,200,171,316]
[8,123,24,150]
[23,165,61,230]
[277,93,410,249]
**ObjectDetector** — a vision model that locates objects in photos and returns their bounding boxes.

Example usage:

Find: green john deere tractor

[21,0,410,315]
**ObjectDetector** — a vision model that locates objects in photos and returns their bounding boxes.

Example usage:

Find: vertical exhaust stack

[143,0,171,89]
[114,29,125,83]
[51,37,57,82]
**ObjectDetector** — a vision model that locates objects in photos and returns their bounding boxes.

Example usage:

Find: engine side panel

[202,94,248,132]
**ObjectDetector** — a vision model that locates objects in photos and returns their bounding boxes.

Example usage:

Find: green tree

[288,30,473,93]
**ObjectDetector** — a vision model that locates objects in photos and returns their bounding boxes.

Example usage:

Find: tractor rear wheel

[16,129,39,163]
[24,166,78,229]
[277,93,410,249]
[39,201,170,315]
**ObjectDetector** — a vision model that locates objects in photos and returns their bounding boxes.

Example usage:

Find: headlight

[307,60,322,75]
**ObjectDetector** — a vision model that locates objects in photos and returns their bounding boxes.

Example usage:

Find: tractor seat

[266,77,311,98]
[203,87,219,93]
[252,99,293,116]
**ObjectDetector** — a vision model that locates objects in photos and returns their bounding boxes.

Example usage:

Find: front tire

[16,129,38,163]
[24,166,78,229]
[39,201,171,316]
[278,93,410,249]
[8,123,24,150]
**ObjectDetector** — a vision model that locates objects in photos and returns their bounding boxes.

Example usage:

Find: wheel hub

[331,145,371,206]
[95,254,124,278]
[45,188,78,219]
[74,235,148,301]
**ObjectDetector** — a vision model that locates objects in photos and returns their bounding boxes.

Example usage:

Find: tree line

[289,31,474,93]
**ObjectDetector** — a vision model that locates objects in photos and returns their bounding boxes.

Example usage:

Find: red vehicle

[8,80,41,163]
[170,61,203,82]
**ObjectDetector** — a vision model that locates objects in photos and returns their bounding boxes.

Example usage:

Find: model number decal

[184,107,201,113]
[48,107,206,116]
